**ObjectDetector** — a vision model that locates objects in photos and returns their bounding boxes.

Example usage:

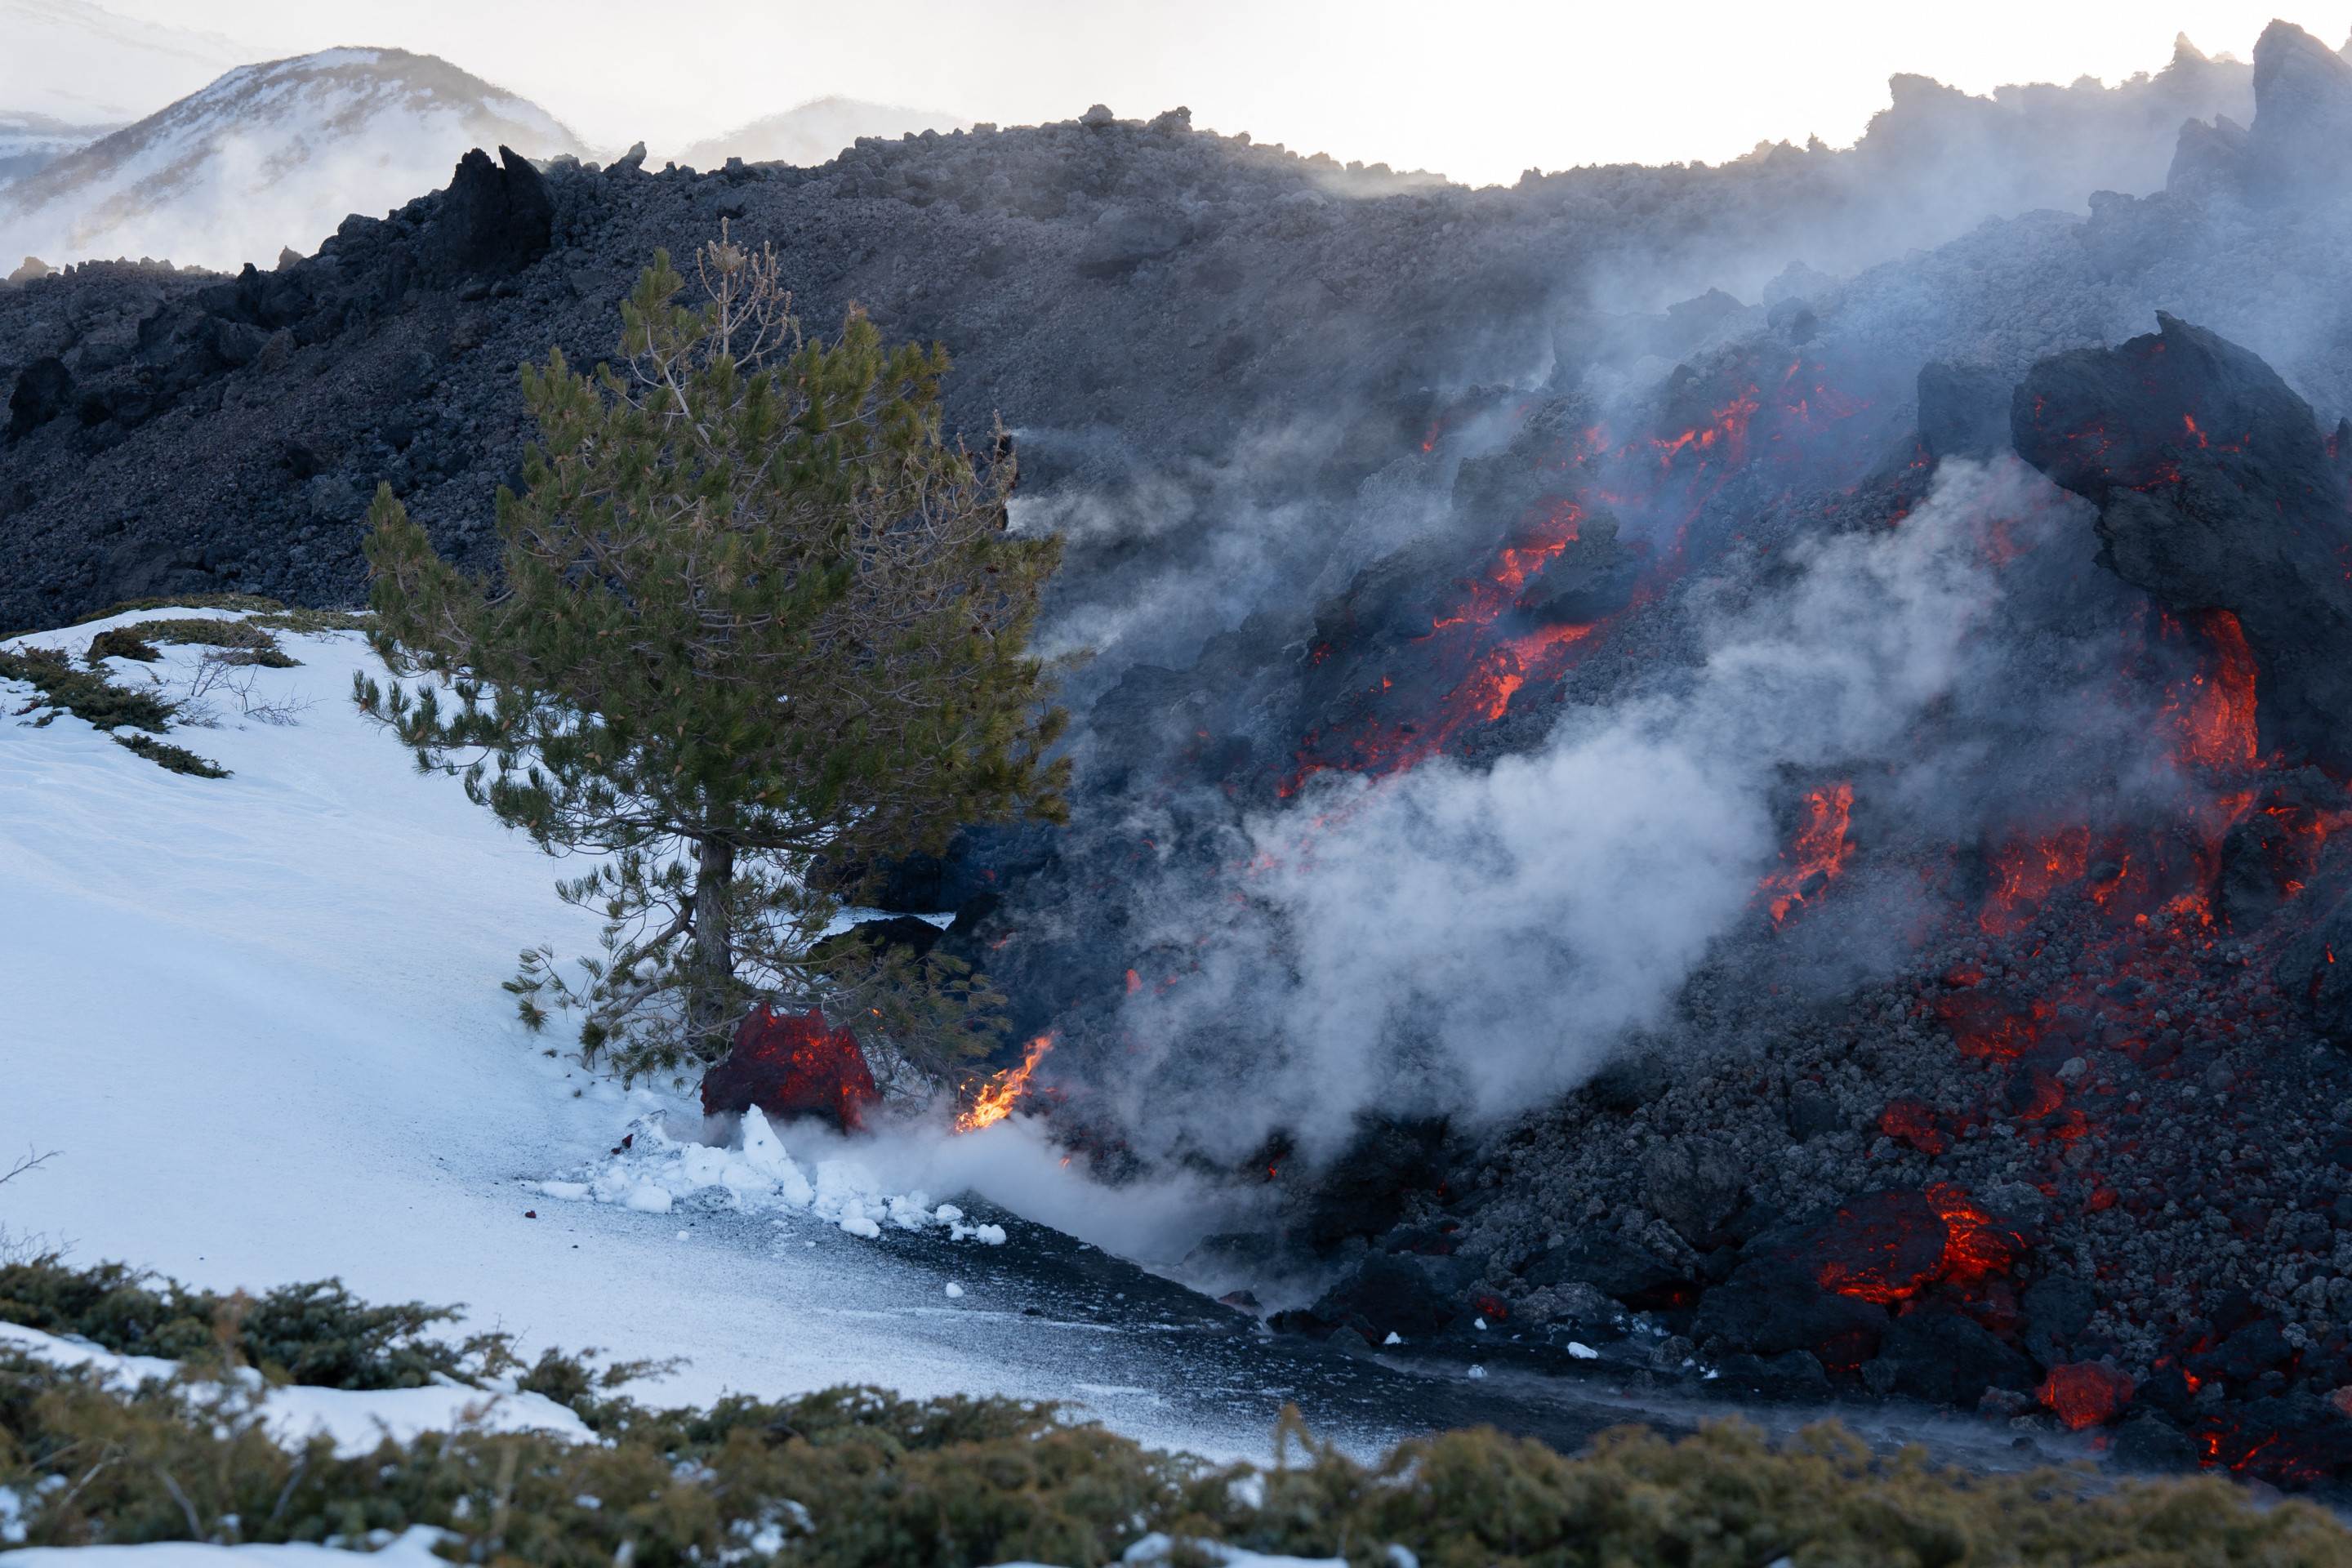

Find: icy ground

[0,609,1664,1463]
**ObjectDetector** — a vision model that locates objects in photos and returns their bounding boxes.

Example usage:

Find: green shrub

[86,627,161,663]
[132,617,300,667]
[0,1259,472,1389]
[112,733,230,777]
[2,644,177,733]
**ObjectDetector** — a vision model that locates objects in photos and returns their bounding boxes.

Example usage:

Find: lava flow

[1757,781,1855,925]
[955,1032,1054,1132]
[1281,355,1885,797]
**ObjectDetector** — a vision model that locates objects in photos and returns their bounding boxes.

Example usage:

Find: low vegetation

[4,1255,2348,1565]
[119,617,301,667]
[2,643,180,734]
[4,601,351,776]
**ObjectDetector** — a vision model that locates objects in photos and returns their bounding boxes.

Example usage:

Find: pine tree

[354,233,1067,1078]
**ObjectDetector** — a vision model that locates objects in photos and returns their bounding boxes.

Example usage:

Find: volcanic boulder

[5,356,71,441]
[1879,1307,2035,1408]
[2244,20,2352,203]
[1307,1250,1477,1339]
[700,1004,880,1131]
[1915,361,2013,463]
[2013,313,2352,771]
[425,145,555,279]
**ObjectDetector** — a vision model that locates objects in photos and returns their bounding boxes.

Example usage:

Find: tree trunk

[688,833,737,1049]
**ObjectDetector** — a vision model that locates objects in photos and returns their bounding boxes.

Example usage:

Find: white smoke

[1107,457,2045,1157]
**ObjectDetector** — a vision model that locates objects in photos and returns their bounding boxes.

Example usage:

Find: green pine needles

[354,232,1067,1080]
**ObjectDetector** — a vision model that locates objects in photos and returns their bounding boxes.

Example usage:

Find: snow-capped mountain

[674,96,967,171]
[0,47,586,273]
[0,0,253,127]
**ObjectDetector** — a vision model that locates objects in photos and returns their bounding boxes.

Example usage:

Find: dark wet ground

[747,1189,2115,1477]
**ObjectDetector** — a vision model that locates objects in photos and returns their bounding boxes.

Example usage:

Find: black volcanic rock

[1917,361,2013,461]
[1880,1306,2035,1406]
[6,355,70,440]
[2164,114,2251,198]
[2013,313,2352,771]
[2247,20,2352,203]
[430,145,555,278]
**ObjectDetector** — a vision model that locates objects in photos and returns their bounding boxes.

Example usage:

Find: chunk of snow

[1382,1332,1401,1346]
[1,1526,453,1567]
[545,1111,1004,1248]
[621,1184,673,1214]
[1473,1316,1487,1330]
[945,1282,964,1298]
[1565,1341,1599,1360]
[739,1107,814,1205]
[1466,1364,1486,1379]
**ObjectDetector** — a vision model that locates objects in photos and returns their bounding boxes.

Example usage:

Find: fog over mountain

[0,0,252,125]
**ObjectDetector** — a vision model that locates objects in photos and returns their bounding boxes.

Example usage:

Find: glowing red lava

[1759,781,1855,925]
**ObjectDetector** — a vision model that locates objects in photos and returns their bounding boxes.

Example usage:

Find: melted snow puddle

[531,1107,1010,1245]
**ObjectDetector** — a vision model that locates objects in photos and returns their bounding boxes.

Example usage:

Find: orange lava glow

[2039,1362,2135,1430]
[1980,826,2091,936]
[2167,610,2259,768]
[955,1033,1054,1133]
[1878,1098,1945,1155]
[1927,1183,2024,1283]
[1759,782,1855,925]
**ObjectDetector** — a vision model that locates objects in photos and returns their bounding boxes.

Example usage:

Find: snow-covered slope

[0,0,253,127]
[0,48,585,272]
[0,607,1282,1459]
[0,110,116,187]
[674,96,967,171]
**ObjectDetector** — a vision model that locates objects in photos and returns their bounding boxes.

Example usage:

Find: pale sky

[87,2,2352,185]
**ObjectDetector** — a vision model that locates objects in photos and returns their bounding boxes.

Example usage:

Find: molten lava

[1759,782,1855,925]
[701,1005,880,1132]
[1980,826,2091,937]
[2167,610,2259,768]
[2038,1362,2135,1430]
[1812,1184,2023,1306]
[956,1032,1055,1133]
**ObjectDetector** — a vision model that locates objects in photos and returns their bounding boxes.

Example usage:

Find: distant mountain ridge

[673,96,969,171]
[0,47,584,272]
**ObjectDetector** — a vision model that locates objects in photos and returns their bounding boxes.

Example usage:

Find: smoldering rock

[2013,313,2352,770]
[1916,361,2013,462]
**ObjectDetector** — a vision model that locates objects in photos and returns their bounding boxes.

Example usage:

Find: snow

[0,608,1265,1459]
[0,1526,450,1568]
[534,1107,1017,1244]
[0,1321,591,1456]
[1565,1340,1600,1360]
